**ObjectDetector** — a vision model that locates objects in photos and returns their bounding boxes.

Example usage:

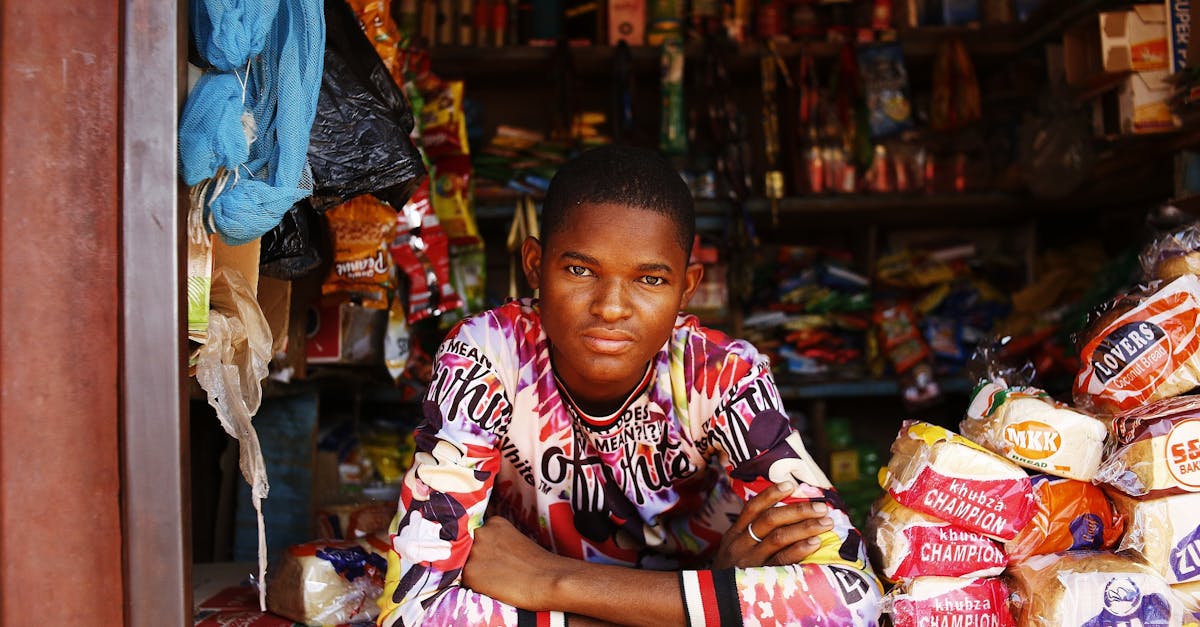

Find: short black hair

[541,145,695,255]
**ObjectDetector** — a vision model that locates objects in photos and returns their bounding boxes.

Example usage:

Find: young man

[378,146,882,627]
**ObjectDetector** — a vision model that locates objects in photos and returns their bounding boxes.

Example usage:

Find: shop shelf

[775,374,973,400]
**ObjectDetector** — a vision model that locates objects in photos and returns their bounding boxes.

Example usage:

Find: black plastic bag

[307,0,426,212]
[260,200,328,280]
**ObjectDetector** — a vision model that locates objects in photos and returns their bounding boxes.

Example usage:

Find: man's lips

[582,330,636,354]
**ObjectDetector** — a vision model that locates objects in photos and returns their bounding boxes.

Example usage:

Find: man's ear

[521,236,543,291]
[679,262,705,309]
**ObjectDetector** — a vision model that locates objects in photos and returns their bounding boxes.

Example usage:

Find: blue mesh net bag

[179,0,325,246]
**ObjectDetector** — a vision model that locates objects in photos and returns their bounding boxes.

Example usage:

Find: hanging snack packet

[391,178,464,322]
[419,79,470,161]
[430,155,481,243]
[322,195,398,309]
[858,42,913,140]
[385,284,411,381]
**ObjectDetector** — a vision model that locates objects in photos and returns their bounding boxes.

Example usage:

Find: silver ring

[747,522,764,543]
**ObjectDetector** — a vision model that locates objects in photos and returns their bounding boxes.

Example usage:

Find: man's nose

[592,279,632,321]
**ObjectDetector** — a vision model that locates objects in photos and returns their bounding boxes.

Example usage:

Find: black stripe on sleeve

[712,568,743,627]
[516,608,538,627]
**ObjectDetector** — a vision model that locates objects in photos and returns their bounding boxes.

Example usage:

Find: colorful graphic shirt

[379,300,882,627]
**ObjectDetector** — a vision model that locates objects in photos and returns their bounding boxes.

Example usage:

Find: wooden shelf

[427,0,1126,78]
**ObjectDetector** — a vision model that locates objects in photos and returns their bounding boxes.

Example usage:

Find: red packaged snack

[881,421,1035,541]
[1004,474,1125,562]
[884,577,1014,627]
[1073,274,1200,415]
[390,179,463,322]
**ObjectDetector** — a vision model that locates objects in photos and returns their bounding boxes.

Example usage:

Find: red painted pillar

[0,1,125,623]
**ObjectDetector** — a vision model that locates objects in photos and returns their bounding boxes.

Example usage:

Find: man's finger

[769,535,825,566]
[733,481,796,532]
[746,499,830,539]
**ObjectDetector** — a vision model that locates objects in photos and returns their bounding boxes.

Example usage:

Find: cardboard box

[1101,5,1169,73]
[1168,0,1192,73]
[1097,68,1177,134]
[608,0,645,45]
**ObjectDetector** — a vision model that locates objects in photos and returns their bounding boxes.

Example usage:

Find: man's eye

[641,276,666,286]
[567,265,592,277]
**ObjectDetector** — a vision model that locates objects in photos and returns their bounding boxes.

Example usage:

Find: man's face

[522,202,703,411]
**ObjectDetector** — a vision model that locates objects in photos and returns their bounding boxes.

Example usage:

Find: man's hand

[713,481,835,569]
[463,516,566,611]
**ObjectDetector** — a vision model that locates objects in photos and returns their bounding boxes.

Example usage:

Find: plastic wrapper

[265,534,389,626]
[858,42,913,139]
[384,288,411,381]
[195,266,274,609]
[880,420,1035,541]
[930,38,982,133]
[390,177,463,322]
[321,194,398,309]
[187,187,214,344]
[306,0,425,213]
[1141,222,1200,283]
[961,381,1107,481]
[419,79,470,161]
[882,577,1013,627]
[1004,474,1124,562]
[1097,395,1200,498]
[1111,491,1200,585]
[259,201,325,281]
[430,155,480,242]
[1073,274,1200,415]
[866,494,1007,582]
[1006,551,1188,627]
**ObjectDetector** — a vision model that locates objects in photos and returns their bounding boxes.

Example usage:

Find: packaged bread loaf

[265,534,389,626]
[1141,222,1200,283]
[1096,395,1200,498]
[961,381,1107,481]
[1007,551,1187,627]
[1110,491,1200,585]
[1074,274,1200,415]
[1172,580,1200,623]
[1004,474,1124,563]
[881,420,1035,541]
[883,576,1014,627]
[867,494,1007,582]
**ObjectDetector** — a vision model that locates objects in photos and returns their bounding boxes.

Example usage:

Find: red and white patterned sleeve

[377,318,566,627]
[678,341,883,626]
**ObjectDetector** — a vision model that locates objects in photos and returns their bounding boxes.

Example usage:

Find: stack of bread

[873,251,1200,619]
[871,420,1031,626]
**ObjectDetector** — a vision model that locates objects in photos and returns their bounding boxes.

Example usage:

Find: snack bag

[1004,474,1125,562]
[430,155,480,243]
[883,577,1014,627]
[1007,551,1188,627]
[1074,274,1200,415]
[881,420,1035,540]
[390,179,464,322]
[322,195,398,309]
[961,381,1107,481]
[867,494,1007,582]
[1097,395,1200,498]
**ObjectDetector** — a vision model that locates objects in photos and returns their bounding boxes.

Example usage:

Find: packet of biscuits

[322,195,398,309]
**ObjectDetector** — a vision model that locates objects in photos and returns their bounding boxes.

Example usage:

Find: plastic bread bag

[1006,551,1188,627]
[1096,395,1200,498]
[880,420,1035,541]
[1073,274,1200,415]
[1140,218,1200,283]
[881,576,1013,627]
[1003,474,1124,563]
[1110,491,1200,585]
[266,534,389,626]
[866,493,1007,582]
[1173,580,1200,625]
[961,381,1107,481]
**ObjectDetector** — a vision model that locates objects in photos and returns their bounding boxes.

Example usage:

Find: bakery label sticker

[1003,421,1061,461]
[1167,419,1200,489]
